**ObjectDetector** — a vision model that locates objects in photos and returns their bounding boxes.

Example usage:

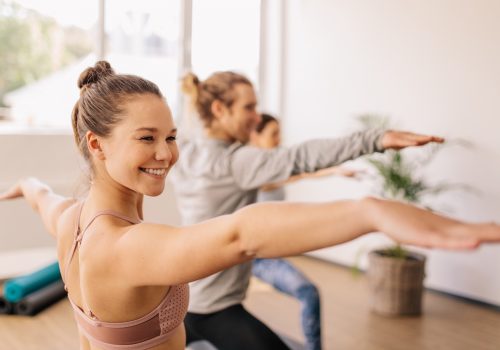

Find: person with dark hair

[251,114,358,197]
[249,113,358,350]
[172,70,499,350]
[2,62,500,350]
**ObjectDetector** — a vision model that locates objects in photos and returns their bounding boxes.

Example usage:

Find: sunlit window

[191,0,260,85]
[0,0,262,131]
[105,0,181,116]
[0,0,96,130]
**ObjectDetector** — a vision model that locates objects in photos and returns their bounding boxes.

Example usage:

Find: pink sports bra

[63,202,189,350]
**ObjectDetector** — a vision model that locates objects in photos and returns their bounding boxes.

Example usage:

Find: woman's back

[56,202,187,350]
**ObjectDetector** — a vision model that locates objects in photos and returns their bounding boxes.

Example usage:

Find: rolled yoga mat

[4,261,61,303]
[14,279,66,316]
[0,295,14,314]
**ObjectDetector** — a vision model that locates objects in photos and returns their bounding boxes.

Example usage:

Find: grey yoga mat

[0,295,14,314]
[14,279,67,316]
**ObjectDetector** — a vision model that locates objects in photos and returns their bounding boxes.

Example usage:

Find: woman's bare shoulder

[56,200,82,256]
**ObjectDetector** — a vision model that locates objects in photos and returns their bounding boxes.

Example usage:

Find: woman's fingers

[411,134,444,146]
[381,130,445,150]
[467,223,500,242]
[407,220,500,250]
[0,184,23,200]
[397,229,479,250]
[375,199,499,250]
[428,233,480,250]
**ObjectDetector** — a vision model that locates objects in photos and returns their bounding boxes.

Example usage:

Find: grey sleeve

[230,128,386,190]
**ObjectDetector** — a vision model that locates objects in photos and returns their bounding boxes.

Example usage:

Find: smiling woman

[1,61,500,350]
[84,93,178,197]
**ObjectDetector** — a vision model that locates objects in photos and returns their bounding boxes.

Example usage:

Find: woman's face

[251,121,281,149]
[99,94,178,197]
[217,83,260,143]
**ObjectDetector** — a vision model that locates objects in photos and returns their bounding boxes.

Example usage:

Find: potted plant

[365,149,428,316]
[359,115,473,316]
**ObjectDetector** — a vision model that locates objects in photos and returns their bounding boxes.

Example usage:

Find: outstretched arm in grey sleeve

[231,128,443,190]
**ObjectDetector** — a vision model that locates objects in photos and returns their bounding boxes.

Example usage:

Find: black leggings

[185,304,290,350]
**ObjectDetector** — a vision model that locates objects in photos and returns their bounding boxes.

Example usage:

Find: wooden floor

[245,256,500,350]
[1,256,499,350]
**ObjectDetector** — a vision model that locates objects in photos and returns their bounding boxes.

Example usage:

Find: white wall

[0,133,181,253]
[281,0,500,305]
[259,0,286,116]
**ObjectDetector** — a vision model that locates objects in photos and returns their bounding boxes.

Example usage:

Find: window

[104,0,182,116]
[0,0,262,131]
[191,0,261,84]
[0,0,96,129]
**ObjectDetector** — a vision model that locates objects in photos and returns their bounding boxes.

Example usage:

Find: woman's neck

[204,123,235,143]
[85,180,143,220]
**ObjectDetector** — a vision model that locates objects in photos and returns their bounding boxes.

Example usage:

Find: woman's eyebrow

[135,127,177,133]
[135,127,158,132]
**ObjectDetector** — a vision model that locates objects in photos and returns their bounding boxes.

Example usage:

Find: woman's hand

[381,130,444,150]
[310,166,362,179]
[0,177,73,237]
[0,181,24,200]
[0,178,51,209]
[365,197,500,249]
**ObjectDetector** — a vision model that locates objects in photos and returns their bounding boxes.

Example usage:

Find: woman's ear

[86,131,106,160]
[210,99,227,120]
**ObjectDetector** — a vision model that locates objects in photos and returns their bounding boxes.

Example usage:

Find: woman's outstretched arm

[113,197,500,287]
[0,178,75,237]
[233,197,493,258]
[236,197,500,257]
[260,166,360,192]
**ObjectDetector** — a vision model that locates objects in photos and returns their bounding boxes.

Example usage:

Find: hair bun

[78,60,115,89]
[181,72,200,94]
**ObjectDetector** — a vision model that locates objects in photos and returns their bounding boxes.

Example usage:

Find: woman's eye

[167,136,177,142]
[140,136,154,141]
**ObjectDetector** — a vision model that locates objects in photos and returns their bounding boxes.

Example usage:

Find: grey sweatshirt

[171,128,385,313]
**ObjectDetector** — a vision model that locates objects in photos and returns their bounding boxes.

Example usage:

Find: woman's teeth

[141,168,166,176]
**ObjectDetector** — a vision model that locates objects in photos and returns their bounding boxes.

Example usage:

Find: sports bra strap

[63,201,85,289]
[84,210,141,227]
[63,202,141,290]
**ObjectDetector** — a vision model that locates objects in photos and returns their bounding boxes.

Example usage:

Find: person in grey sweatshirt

[171,71,444,350]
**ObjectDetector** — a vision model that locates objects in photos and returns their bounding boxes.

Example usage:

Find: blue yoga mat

[4,261,61,303]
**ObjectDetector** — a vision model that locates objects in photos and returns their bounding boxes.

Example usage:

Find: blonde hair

[181,71,252,127]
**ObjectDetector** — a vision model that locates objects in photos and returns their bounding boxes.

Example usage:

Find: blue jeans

[252,258,321,350]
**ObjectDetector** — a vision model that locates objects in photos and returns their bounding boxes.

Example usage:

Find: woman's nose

[155,143,173,162]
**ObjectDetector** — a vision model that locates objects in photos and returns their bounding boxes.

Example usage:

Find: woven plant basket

[367,249,426,316]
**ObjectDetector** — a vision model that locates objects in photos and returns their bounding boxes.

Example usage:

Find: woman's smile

[139,167,168,178]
